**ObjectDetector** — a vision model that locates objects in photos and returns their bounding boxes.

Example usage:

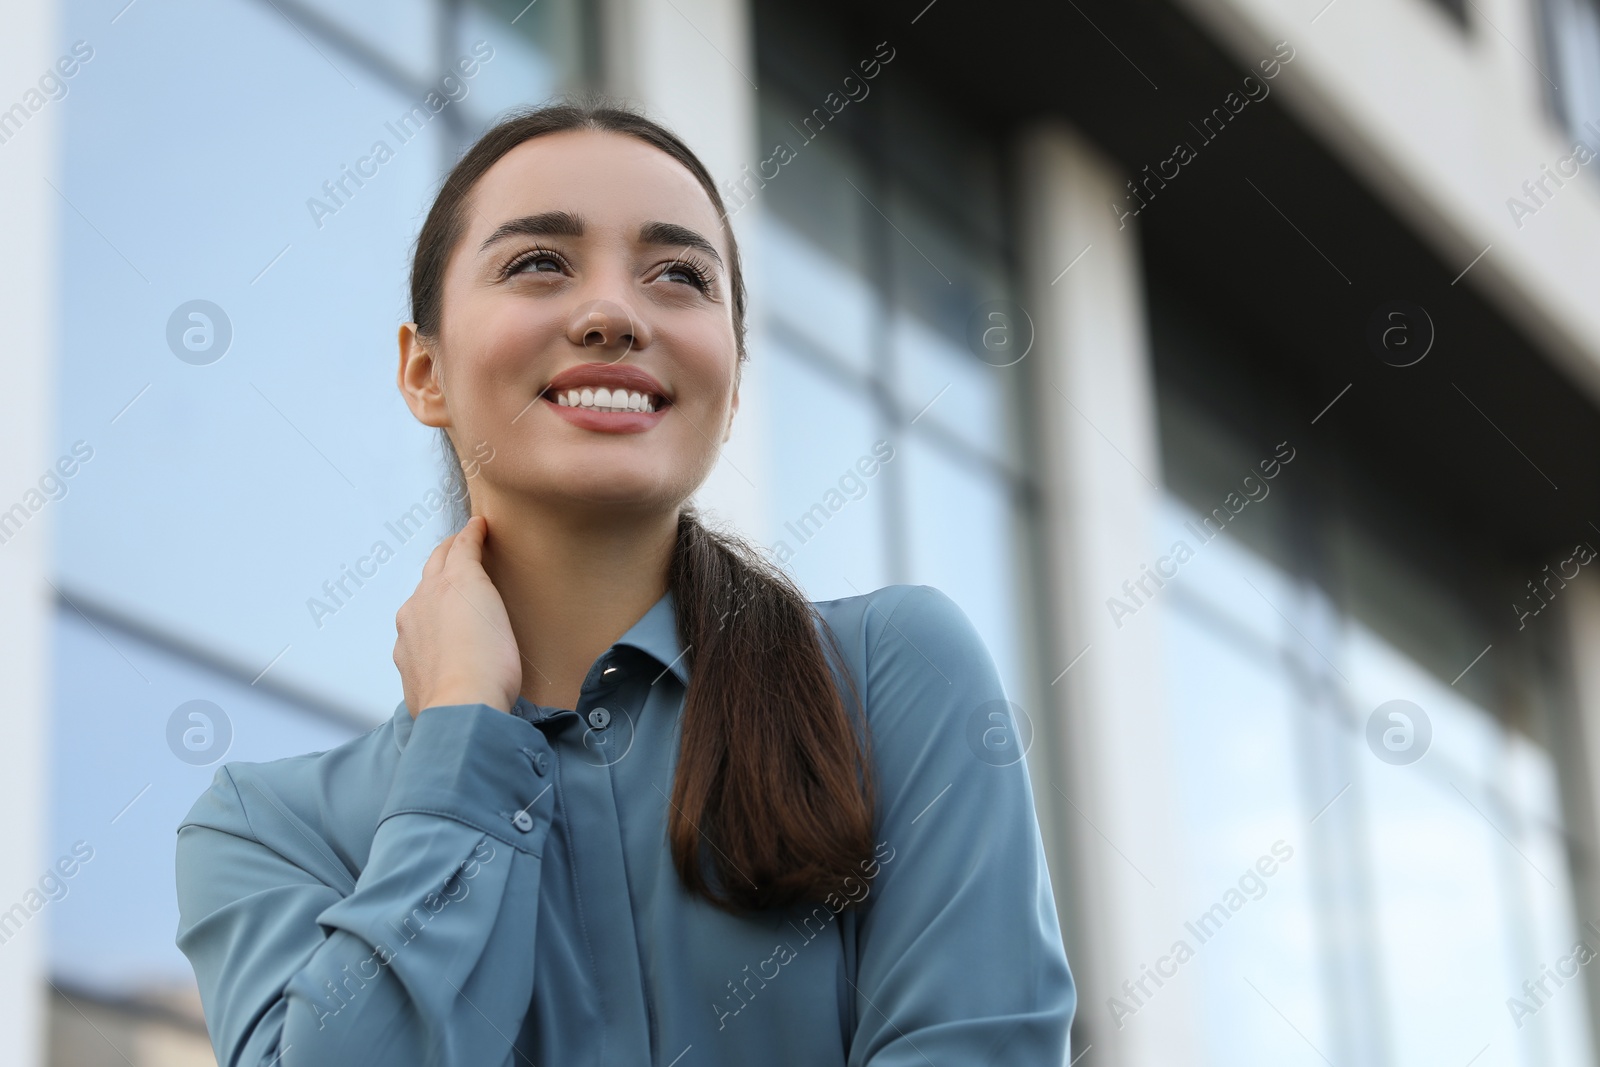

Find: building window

[1541,0,1600,146]
[751,4,1042,708]
[1148,276,1599,1066]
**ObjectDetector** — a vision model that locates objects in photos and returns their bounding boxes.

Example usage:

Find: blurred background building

[4,0,1600,1063]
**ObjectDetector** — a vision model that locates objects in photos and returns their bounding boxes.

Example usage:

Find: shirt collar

[615,586,691,689]
[391,587,689,751]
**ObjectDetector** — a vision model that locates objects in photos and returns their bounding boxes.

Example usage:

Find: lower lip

[542,395,669,434]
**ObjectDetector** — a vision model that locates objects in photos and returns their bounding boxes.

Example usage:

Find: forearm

[177,704,556,1067]
[275,819,537,1064]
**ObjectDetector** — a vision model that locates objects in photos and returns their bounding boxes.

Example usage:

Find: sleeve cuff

[380,703,552,853]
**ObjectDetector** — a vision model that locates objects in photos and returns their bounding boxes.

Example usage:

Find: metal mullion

[242,0,443,101]
[437,0,467,171]
[1294,463,1395,1067]
[855,99,906,589]
[757,67,1006,259]
[52,584,381,735]
[767,311,1031,504]
[763,313,877,398]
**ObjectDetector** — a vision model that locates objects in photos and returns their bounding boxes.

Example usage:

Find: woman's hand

[394,515,522,717]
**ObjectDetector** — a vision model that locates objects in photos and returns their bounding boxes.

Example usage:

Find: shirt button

[511,809,534,833]
[587,707,612,730]
[532,751,549,776]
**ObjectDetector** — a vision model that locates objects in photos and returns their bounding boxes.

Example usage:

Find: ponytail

[665,502,877,912]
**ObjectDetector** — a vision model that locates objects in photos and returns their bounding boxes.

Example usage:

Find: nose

[566,298,649,361]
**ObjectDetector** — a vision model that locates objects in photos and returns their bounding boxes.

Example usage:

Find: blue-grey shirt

[174,583,1075,1065]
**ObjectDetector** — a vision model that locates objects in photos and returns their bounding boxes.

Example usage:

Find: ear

[398,323,450,428]
[722,382,740,444]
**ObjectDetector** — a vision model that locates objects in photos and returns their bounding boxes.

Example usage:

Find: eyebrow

[477,211,723,268]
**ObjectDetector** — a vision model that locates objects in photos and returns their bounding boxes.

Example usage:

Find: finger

[446,514,486,571]
[422,529,456,581]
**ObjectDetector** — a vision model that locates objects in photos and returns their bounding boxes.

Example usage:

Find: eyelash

[500,246,716,294]
[662,255,716,293]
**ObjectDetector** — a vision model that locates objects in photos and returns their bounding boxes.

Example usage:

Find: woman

[174,96,1075,1066]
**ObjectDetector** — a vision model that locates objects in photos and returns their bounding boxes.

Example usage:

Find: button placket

[571,653,632,767]
[550,660,655,1061]
[586,653,631,721]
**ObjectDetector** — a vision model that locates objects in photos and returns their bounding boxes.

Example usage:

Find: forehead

[464,128,727,256]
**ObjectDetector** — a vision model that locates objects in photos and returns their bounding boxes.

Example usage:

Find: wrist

[419,690,513,715]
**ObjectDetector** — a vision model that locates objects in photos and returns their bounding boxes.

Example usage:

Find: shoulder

[813,585,1031,842]
[812,583,988,671]
[811,584,998,727]
[176,710,404,886]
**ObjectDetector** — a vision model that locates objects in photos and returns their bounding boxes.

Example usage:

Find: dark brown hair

[406,94,878,914]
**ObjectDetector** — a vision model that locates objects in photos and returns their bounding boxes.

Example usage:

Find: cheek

[674,323,739,404]
[484,305,559,366]
[452,311,560,403]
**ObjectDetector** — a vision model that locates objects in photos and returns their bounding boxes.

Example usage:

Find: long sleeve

[174,703,555,1067]
[847,585,1076,1066]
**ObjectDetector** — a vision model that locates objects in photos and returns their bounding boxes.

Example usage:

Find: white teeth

[555,387,658,413]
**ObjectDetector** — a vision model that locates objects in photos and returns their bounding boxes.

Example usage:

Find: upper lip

[539,363,672,406]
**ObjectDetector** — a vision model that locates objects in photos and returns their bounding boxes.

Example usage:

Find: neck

[475,492,678,711]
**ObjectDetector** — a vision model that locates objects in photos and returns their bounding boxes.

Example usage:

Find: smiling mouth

[542,386,670,413]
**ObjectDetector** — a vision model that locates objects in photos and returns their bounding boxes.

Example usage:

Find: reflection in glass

[759,336,890,600]
[48,605,361,999]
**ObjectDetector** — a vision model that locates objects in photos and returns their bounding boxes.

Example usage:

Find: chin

[539,478,678,513]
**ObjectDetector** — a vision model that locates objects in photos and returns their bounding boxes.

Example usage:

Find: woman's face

[399,128,740,519]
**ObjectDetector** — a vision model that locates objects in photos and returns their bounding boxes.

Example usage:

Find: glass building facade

[750,4,1039,708]
[1148,276,1596,1065]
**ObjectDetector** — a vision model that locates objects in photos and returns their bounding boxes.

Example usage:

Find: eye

[660,255,715,294]
[501,247,568,279]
